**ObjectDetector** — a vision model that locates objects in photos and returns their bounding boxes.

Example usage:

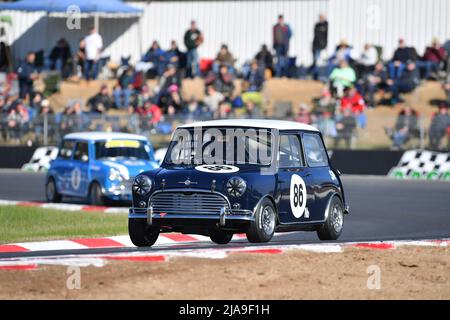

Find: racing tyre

[88,182,104,206]
[45,178,62,203]
[209,229,233,244]
[128,218,160,247]
[317,196,344,240]
[246,198,276,243]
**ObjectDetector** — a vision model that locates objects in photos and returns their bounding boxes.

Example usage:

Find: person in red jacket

[421,38,447,79]
[340,86,367,128]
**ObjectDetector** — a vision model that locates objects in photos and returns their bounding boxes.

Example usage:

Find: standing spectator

[361,62,388,108]
[184,20,203,78]
[49,38,72,78]
[429,104,450,149]
[17,51,39,100]
[74,39,86,78]
[356,43,378,77]
[334,108,357,149]
[421,38,447,80]
[86,84,112,113]
[143,41,166,77]
[273,14,292,77]
[255,44,274,74]
[84,26,103,81]
[243,60,264,92]
[386,105,419,149]
[329,59,356,96]
[213,44,235,74]
[311,14,328,78]
[387,61,420,105]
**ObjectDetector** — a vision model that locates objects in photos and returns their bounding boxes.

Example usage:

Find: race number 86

[290,174,307,218]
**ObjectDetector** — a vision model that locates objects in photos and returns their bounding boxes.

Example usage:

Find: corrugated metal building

[3,0,450,67]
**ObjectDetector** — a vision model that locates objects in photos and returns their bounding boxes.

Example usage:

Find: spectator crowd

[0,14,449,150]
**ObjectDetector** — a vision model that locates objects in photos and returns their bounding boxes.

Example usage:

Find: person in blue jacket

[17,51,39,100]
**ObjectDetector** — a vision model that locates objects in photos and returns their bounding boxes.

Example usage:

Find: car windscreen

[94,140,150,160]
[164,127,273,166]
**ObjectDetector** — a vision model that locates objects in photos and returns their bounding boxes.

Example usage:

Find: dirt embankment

[0,246,449,300]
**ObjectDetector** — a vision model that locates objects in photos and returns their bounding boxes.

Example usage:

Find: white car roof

[178,119,319,132]
[63,132,148,142]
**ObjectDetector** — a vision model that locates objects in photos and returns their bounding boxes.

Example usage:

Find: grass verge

[0,205,127,244]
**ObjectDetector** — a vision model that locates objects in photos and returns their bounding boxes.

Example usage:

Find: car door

[53,139,76,195]
[302,132,333,221]
[70,141,90,197]
[276,133,316,224]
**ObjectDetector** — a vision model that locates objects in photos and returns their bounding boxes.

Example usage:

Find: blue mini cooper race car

[129,119,349,246]
[46,132,159,205]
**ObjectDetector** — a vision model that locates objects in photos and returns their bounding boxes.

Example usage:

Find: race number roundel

[195,164,239,173]
[290,174,307,218]
[71,167,81,190]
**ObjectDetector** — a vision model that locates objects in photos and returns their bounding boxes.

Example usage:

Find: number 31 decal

[290,174,307,218]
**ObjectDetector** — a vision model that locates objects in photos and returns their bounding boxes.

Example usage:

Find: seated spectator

[334,108,357,149]
[421,38,447,79]
[7,108,21,143]
[137,100,162,125]
[255,44,274,75]
[32,99,55,140]
[113,66,135,109]
[243,60,265,92]
[30,92,44,110]
[49,38,72,78]
[361,62,388,108]
[328,40,354,74]
[155,64,181,107]
[355,43,378,77]
[385,105,419,149]
[444,73,450,106]
[214,64,235,99]
[429,104,450,149]
[143,41,166,77]
[329,59,356,96]
[389,38,419,80]
[86,84,112,113]
[243,100,263,119]
[204,85,224,114]
[312,88,336,115]
[183,97,212,121]
[340,86,367,128]
[165,85,184,114]
[165,40,186,72]
[387,61,420,105]
[213,44,236,74]
[295,105,312,124]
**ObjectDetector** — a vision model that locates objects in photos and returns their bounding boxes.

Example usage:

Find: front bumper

[129,207,254,228]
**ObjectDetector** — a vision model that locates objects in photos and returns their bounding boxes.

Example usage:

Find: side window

[73,142,89,162]
[279,134,304,168]
[58,140,75,159]
[303,133,328,167]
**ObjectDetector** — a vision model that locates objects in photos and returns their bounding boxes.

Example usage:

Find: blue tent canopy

[0,0,143,16]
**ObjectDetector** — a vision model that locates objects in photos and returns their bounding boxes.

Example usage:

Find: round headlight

[132,175,152,196]
[109,168,123,182]
[226,177,247,197]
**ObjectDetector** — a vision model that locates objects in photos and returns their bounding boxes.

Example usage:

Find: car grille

[150,191,229,215]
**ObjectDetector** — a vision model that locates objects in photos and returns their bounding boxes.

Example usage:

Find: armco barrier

[0,146,37,169]
[329,150,404,175]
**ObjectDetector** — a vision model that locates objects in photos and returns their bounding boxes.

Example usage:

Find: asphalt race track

[0,169,449,258]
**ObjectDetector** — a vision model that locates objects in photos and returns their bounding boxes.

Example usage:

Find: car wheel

[128,218,160,247]
[45,178,62,203]
[88,182,104,206]
[246,198,276,243]
[317,196,344,241]
[209,229,233,245]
